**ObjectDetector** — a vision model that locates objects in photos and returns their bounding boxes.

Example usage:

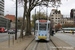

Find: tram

[35,19,51,41]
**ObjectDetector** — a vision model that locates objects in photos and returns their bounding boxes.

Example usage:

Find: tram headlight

[39,34,40,36]
[45,34,47,36]
[42,34,43,36]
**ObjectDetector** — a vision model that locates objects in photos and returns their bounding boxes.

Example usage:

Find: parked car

[18,29,21,32]
[8,29,15,34]
[0,27,5,33]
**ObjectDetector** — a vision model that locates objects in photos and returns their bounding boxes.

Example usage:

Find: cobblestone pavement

[0,35,35,50]
[55,33,75,47]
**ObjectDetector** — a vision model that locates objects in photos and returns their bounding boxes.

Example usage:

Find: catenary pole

[34,9,36,35]
[15,0,17,40]
[39,6,40,20]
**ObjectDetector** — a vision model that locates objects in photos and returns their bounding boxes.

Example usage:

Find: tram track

[35,42,39,50]
[46,42,50,50]
[24,39,58,50]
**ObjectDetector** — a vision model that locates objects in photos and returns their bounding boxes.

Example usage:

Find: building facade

[0,17,11,29]
[0,0,4,16]
[0,0,11,29]
[70,9,75,23]
[5,15,15,21]
[65,18,74,24]
[50,9,62,27]
[60,18,67,25]
[5,15,16,28]
[50,9,75,28]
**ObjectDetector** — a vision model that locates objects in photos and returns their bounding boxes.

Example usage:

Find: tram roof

[36,20,50,23]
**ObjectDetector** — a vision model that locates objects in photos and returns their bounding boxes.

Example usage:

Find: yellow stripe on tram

[38,37,47,39]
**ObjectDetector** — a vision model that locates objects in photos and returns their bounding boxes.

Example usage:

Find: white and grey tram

[35,20,51,41]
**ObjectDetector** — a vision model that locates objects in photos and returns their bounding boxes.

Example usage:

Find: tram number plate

[38,37,47,39]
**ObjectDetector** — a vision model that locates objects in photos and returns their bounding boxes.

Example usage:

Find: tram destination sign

[39,20,47,22]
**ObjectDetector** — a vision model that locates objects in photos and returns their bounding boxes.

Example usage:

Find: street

[54,33,75,47]
[0,32,25,42]
[0,32,75,48]
[0,32,75,50]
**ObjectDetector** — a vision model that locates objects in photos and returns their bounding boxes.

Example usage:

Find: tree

[31,12,47,28]
[16,0,61,38]
[17,17,26,29]
[55,23,62,31]
[63,23,75,28]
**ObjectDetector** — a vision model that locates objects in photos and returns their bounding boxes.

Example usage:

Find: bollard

[12,36,14,45]
[8,35,10,48]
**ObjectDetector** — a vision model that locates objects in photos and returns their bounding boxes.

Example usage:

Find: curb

[50,39,59,50]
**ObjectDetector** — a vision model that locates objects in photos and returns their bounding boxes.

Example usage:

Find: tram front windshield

[39,23,47,31]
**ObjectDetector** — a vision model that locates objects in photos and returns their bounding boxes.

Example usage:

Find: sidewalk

[0,35,35,50]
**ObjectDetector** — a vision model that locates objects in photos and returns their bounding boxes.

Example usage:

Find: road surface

[54,33,75,47]
[0,32,25,42]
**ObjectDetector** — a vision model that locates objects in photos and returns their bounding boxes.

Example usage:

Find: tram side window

[35,23,38,30]
[48,24,50,30]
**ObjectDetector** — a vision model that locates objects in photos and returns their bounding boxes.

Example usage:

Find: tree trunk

[20,0,27,38]
[25,12,31,36]
[28,12,31,35]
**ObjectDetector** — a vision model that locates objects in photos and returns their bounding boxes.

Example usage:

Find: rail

[25,40,58,50]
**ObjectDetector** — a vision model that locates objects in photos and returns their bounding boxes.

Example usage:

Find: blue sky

[4,0,75,18]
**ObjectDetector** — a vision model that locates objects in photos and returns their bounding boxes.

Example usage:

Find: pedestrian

[72,31,74,35]
[52,30,54,36]
[63,30,64,33]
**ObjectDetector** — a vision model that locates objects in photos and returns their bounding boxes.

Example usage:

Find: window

[39,23,47,31]
[52,18,54,19]
[56,23,57,24]
[56,18,57,19]
[55,20,57,22]
[58,18,60,19]
[51,15,53,16]
[48,24,50,30]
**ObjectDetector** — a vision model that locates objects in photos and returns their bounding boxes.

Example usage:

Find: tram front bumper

[38,37,47,39]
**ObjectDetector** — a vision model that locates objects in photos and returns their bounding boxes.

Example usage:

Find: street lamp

[34,8,36,35]
[46,6,48,20]
[15,0,17,40]
[6,11,9,31]
[39,5,40,19]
